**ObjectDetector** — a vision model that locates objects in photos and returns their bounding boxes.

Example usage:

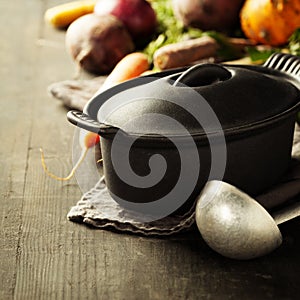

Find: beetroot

[65,13,134,74]
[172,0,244,32]
[94,0,157,40]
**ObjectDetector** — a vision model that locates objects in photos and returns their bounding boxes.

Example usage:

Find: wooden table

[1,1,300,299]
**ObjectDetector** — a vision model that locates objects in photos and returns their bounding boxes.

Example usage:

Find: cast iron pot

[67,53,300,217]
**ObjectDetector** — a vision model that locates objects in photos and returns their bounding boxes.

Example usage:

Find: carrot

[40,131,100,181]
[98,52,150,92]
[140,70,155,76]
[41,53,148,181]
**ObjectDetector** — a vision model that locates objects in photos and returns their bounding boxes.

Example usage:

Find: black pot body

[223,117,295,195]
[67,53,300,216]
[100,115,296,215]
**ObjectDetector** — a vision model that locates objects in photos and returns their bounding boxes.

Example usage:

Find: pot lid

[88,59,300,138]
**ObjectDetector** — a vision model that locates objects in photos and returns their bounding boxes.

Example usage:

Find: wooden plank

[0,0,43,298]
[9,0,98,298]
[0,0,80,298]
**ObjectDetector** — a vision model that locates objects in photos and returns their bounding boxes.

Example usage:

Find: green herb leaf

[246,47,277,63]
[288,28,300,56]
[204,31,241,61]
[143,0,203,61]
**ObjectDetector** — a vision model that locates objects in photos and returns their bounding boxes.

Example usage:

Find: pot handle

[67,110,119,137]
[263,53,300,77]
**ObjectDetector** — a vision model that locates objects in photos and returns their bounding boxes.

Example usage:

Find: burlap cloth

[48,79,300,236]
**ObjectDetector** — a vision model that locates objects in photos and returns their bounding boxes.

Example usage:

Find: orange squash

[240,0,300,46]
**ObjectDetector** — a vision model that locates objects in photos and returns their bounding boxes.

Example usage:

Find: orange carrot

[40,131,100,181]
[41,53,148,181]
[99,52,150,92]
[140,70,155,76]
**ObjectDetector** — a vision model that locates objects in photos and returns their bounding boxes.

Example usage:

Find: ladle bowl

[195,181,283,260]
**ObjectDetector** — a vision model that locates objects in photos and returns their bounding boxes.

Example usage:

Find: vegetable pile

[45,0,300,74]
[42,0,300,181]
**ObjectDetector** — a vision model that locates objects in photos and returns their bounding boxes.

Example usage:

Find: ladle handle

[67,110,119,137]
[272,200,300,225]
[263,53,300,125]
[263,53,300,77]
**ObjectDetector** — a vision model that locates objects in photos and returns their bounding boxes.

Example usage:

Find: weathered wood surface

[1,1,300,299]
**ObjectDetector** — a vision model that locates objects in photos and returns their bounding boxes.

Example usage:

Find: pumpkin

[240,0,300,46]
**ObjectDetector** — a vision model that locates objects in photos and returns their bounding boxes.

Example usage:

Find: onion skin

[172,0,245,32]
[65,13,134,74]
[94,0,157,40]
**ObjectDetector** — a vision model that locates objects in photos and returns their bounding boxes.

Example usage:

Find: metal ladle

[195,181,300,260]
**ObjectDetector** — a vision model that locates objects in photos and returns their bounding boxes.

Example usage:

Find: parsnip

[44,0,97,28]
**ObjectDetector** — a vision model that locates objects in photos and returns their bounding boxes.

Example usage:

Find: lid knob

[173,64,232,87]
